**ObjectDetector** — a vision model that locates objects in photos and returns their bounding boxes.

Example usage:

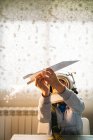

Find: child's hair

[71,87,78,94]
[50,86,52,93]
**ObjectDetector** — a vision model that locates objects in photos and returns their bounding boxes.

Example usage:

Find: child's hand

[43,68,66,94]
[43,68,59,88]
[35,73,50,97]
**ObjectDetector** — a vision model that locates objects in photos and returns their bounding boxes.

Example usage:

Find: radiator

[0,107,38,140]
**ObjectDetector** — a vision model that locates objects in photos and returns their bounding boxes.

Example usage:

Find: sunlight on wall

[0,21,93,92]
[0,21,48,89]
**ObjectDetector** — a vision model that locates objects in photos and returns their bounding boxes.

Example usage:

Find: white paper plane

[23,60,79,84]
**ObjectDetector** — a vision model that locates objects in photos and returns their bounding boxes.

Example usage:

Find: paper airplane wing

[23,60,79,84]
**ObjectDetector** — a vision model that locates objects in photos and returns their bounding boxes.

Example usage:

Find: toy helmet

[51,73,74,104]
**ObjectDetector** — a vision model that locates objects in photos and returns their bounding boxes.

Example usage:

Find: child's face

[52,78,68,104]
[59,79,69,88]
[52,78,68,93]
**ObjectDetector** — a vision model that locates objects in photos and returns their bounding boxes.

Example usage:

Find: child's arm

[59,88,85,113]
[34,72,51,122]
[38,95,51,123]
[44,68,85,114]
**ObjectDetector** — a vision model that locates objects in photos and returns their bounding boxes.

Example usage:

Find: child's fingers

[44,77,50,84]
[42,68,55,78]
[35,73,47,87]
[35,73,43,79]
[46,68,54,74]
[43,71,52,78]
[35,74,42,85]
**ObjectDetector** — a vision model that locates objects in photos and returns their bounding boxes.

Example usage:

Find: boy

[35,68,85,135]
